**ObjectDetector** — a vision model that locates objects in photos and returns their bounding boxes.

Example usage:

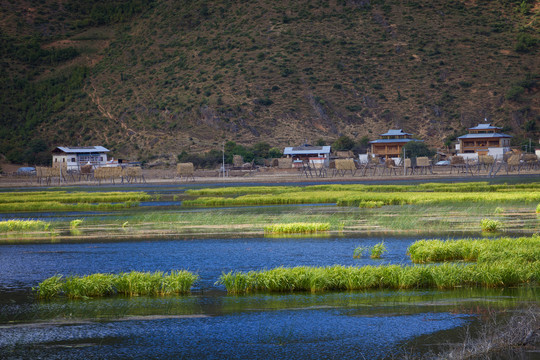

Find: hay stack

[479,155,494,165]
[451,156,465,165]
[416,157,431,167]
[278,158,292,169]
[94,167,122,183]
[233,155,244,168]
[334,159,356,171]
[177,163,195,181]
[80,164,93,174]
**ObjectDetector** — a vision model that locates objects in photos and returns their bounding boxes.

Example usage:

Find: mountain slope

[0,0,538,165]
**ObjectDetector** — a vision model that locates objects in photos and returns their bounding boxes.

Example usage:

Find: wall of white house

[52,153,108,170]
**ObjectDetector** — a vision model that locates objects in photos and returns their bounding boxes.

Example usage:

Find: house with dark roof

[52,146,110,170]
[369,129,420,159]
[283,145,331,168]
[457,123,511,156]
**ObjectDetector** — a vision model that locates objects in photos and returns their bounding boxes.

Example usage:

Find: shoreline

[2,167,540,188]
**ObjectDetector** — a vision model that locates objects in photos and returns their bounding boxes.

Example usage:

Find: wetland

[1,179,539,359]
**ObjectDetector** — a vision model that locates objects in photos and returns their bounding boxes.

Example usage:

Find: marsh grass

[370,242,387,259]
[480,218,503,232]
[70,219,83,229]
[0,191,149,212]
[353,246,368,259]
[0,219,50,232]
[216,261,538,294]
[183,183,540,208]
[263,222,330,234]
[407,236,540,264]
[35,271,198,299]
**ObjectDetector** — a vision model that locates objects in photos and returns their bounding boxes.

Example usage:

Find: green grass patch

[0,191,150,212]
[480,218,503,232]
[407,236,540,264]
[264,222,330,234]
[218,235,540,294]
[216,261,539,294]
[182,182,540,208]
[35,270,199,299]
[0,219,50,232]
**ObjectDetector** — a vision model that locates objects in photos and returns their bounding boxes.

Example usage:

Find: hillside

[0,0,538,165]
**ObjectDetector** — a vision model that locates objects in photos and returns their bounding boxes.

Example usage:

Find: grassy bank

[35,270,198,299]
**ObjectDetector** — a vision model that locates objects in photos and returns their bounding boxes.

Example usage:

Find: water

[1,237,538,359]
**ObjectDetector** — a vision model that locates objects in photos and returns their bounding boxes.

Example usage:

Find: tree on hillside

[402,141,435,159]
[332,135,355,151]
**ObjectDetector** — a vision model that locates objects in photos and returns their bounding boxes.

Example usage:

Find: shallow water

[0,237,538,359]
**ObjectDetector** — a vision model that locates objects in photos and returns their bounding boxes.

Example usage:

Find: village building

[457,123,511,156]
[283,145,331,168]
[52,146,110,171]
[369,129,420,159]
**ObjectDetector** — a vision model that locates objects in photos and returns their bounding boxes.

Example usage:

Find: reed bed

[35,270,198,299]
[0,201,141,212]
[216,261,539,294]
[0,219,50,232]
[407,236,540,264]
[264,222,330,234]
[182,182,540,208]
[186,182,540,196]
[0,191,150,204]
[0,191,149,212]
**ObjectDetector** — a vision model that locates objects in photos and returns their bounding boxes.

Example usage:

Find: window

[100,157,103,162]
[71,158,76,162]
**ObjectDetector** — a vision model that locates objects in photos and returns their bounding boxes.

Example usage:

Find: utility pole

[222,142,225,178]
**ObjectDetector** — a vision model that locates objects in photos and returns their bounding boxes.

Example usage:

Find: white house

[283,145,331,168]
[52,146,110,170]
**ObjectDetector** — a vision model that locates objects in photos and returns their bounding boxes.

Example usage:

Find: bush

[481,218,503,232]
[506,85,525,101]
[515,33,538,53]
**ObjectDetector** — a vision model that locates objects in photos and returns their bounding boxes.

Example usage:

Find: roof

[369,139,422,144]
[469,123,502,130]
[457,133,512,139]
[53,146,110,154]
[379,129,413,137]
[283,146,331,155]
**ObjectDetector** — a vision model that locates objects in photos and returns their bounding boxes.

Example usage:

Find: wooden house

[52,146,110,171]
[369,129,420,159]
[283,145,331,168]
[457,123,511,156]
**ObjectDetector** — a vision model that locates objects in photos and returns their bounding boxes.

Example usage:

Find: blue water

[0,237,412,292]
[0,237,536,359]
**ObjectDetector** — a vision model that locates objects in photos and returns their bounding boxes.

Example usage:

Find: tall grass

[370,242,387,259]
[182,183,540,208]
[35,270,198,299]
[407,236,540,264]
[0,191,149,212]
[216,262,539,294]
[480,218,503,232]
[0,219,50,232]
[264,222,330,234]
[70,219,83,229]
